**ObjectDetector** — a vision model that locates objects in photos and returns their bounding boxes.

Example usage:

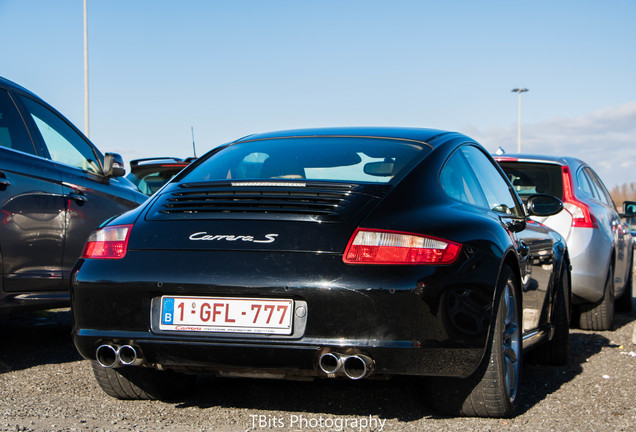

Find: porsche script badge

[189,232,278,244]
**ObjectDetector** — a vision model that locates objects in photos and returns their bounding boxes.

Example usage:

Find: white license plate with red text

[159,296,294,335]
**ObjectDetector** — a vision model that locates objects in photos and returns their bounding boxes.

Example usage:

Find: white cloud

[469,102,636,188]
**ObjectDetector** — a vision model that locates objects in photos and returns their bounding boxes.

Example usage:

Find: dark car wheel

[527,267,570,365]
[427,265,521,418]
[91,362,195,400]
[579,266,615,331]
[615,260,633,313]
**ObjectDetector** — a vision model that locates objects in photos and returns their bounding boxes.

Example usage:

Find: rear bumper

[71,249,501,378]
[74,329,485,378]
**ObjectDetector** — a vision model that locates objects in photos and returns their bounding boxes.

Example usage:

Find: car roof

[233,127,468,148]
[494,153,587,168]
[0,75,40,97]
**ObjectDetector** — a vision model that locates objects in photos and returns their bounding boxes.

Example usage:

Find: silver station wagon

[496,155,633,330]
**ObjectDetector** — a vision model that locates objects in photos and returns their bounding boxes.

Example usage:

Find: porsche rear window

[183,137,430,184]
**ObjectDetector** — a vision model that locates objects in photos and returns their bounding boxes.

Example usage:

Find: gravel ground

[1,297,635,432]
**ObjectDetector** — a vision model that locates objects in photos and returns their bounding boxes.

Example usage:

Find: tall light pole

[83,0,89,138]
[511,87,528,153]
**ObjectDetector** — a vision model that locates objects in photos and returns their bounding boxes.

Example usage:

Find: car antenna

[191,126,197,158]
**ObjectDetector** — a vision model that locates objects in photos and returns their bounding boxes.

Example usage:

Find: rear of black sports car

[71,128,567,416]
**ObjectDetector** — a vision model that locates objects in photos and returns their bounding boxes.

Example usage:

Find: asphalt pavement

[1,294,635,432]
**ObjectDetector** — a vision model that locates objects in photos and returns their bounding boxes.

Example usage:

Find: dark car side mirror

[103,153,126,178]
[622,201,636,216]
[526,194,564,217]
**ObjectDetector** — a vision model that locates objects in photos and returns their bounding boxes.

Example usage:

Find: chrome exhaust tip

[342,354,374,380]
[117,345,138,366]
[318,352,343,376]
[95,344,119,368]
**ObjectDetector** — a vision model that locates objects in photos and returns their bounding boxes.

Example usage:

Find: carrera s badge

[189,232,278,244]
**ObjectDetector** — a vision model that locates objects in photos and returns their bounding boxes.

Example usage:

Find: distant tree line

[610,182,636,210]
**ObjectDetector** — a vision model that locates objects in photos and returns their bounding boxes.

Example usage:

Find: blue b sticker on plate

[162,297,175,324]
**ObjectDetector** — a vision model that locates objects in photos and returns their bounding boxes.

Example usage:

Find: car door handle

[0,177,10,188]
[69,192,88,204]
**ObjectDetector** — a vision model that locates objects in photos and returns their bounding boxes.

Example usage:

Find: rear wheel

[91,362,195,400]
[428,265,521,418]
[527,267,570,365]
[579,266,615,331]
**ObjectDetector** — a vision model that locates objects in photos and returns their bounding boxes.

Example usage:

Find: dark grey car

[126,157,193,195]
[0,76,147,314]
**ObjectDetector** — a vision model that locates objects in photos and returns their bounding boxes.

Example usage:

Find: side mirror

[526,194,564,217]
[623,201,636,216]
[103,153,126,178]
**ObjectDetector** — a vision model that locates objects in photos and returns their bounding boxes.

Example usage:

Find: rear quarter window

[579,167,612,206]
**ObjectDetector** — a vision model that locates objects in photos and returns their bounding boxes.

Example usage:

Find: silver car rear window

[499,162,564,200]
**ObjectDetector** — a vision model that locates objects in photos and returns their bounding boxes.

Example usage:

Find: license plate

[159,296,294,335]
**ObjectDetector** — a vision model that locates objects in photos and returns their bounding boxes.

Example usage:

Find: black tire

[427,265,521,418]
[615,261,633,313]
[527,267,570,365]
[91,361,195,400]
[579,266,615,331]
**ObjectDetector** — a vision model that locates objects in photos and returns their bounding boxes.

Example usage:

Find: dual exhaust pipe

[318,352,374,380]
[97,344,374,379]
[95,344,142,368]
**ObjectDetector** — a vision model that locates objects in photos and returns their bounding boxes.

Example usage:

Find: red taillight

[81,225,132,259]
[343,228,462,265]
[494,157,519,162]
[561,166,597,228]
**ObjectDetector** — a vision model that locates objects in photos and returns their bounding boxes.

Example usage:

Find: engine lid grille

[145,181,388,222]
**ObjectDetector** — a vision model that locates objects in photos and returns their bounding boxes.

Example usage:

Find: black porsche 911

[71,127,570,418]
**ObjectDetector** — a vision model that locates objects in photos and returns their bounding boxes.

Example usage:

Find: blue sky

[1,0,634,187]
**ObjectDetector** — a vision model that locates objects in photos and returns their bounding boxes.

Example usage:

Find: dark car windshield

[182,137,430,184]
[498,162,564,200]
